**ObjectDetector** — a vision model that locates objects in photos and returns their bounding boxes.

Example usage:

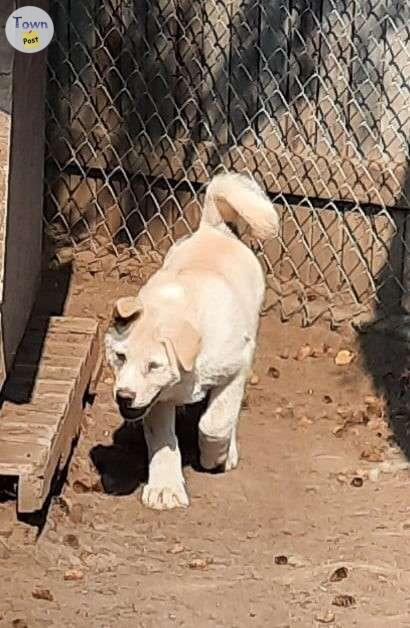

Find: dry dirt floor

[1,269,410,628]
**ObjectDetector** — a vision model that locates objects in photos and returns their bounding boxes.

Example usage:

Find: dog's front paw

[141,481,189,510]
[224,439,239,471]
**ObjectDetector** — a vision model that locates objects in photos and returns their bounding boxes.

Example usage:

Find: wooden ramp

[0,316,101,513]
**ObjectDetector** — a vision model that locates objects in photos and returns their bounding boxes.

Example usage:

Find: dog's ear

[112,296,143,331]
[161,322,201,372]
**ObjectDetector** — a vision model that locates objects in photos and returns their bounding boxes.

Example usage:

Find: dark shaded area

[44,0,344,245]
[0,244,73,525]
[1,249,72,406]
[358,161,410,457]
[90,397,209,496]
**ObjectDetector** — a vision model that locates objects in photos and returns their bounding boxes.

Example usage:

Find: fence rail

[44,0,410,324]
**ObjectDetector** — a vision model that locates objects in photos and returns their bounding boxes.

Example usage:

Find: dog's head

[105,296,201,421]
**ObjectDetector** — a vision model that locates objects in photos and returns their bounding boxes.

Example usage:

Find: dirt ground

[1,269,410,628]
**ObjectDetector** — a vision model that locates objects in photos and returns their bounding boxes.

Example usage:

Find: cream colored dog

[105,173,279,510]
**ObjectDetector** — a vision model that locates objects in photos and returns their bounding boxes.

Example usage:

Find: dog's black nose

[116,388,135,409]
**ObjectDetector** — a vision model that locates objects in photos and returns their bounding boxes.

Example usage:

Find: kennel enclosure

[44,0,410,326]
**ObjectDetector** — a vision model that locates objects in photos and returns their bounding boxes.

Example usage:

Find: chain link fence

[44,0,410,325]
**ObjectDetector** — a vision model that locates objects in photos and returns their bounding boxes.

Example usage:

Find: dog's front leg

[198,372,246,472]
[142,402,189,510]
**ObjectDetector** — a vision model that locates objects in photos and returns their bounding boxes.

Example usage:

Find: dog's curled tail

[200,172,279,240]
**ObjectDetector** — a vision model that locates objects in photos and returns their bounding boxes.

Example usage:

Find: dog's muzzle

[115,389,160,422]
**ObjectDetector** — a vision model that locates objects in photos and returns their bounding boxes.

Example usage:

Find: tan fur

[160,321,202,372]
[201,172,279,239]
[114,296,143,320]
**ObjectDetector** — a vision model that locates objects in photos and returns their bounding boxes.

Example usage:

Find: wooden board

[0,316,101,513]
[347,2,386,161]
[258,0,290,149]
[315,0,353,158]
[286,0,322,155]
[229,0,259,144]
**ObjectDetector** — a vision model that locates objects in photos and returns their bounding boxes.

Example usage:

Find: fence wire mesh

[44,0,410,325]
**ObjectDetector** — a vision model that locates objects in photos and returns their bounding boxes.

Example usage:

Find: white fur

[105,172,278,510]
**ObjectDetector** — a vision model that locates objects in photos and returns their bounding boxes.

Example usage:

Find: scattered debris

[72,479,92,493]
[241,394,249,409]
[364,395,384,417]
[332,594,356,608]
[267,366,280,379]
[0,540,10,560]
[298,416,313,428]
[64,569,84,582]
[287,555,306,567]
[332,410,367,437]
[249,374,260,386]
[360,447,385,463]
[295,344,313,361]
[334,350,355,366]
[312,343,333,358]
[368,468,380,483]
[279,348,290,360]
[335,473,349,484]
[274,555,288,565]
[380,460,410,474]
[69,503,84,525]
[315,610,335,624]
[63,534,80,549]
[168,543,185,555]
[32,588,54,602]
[330,566,348,582]
[188,558,212,570]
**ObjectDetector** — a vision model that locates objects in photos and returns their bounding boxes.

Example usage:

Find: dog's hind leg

[198,373,246,472]
[142,402,189,510]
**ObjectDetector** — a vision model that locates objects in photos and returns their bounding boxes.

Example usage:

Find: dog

[105,172,279,510]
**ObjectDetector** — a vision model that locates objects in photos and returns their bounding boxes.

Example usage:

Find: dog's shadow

[90,398,210,495]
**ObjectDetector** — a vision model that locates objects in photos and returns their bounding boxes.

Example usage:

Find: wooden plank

[0,315,100,512]
[258,0,291,149]
[279,205,312,285]
[380,7,410,164]
[16,355,83,370]
[309,205,343,292]
[17,322,100,512]
[347,2,386,161]
[120,0,147,163]
[4,378,73,397]
[341,210,374,306]
[175,0,203,142]
[286,0,322,154]
[69,0,97,157]
[315,0,354,158]
[84,134,409,208]
[28,317,98,335]
[144,0,177,144]
[259,203,284,278]
[229,0,258,144]
[369,210,405,314]
[13,364,78,382]
[18,341,90,360]
[0,442,46,476]
[0,412,62,427]
[0,424,56,447]
[3,396,69,415]
[22,331,92,346]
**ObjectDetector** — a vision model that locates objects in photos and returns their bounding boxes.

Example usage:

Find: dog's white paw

[141,481,189,510]
[224,439,239,471]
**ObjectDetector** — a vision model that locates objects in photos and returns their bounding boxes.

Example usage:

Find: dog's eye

[148,360,161,371]
[116,352,126,365]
